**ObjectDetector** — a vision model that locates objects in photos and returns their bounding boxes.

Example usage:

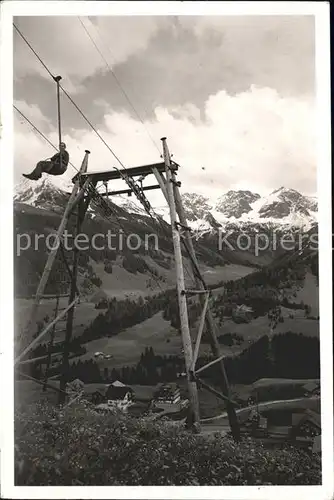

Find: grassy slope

[292,272,319,316]
[14,298,98,344]
[74,311,180,368]
[15,262,254,357]
[210,270,319,357]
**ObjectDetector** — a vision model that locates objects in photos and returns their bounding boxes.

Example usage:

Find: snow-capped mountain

[215,190,261,218]
[178,187,318,236]
[14,176,317,234]
[247,187,317,220]
[178,193,212,221]
[14,176,72,213]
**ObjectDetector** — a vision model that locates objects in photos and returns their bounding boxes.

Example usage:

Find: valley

[14,178,320,418]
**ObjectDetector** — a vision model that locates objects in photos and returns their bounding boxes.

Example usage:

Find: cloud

[13,14,315,143]
[13,16,162,86]
[14,99,54,130]
[14,86,316,204]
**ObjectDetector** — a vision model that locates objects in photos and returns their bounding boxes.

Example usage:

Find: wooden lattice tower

[15,138,240,440]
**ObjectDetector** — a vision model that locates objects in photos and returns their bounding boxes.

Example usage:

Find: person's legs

[22,160,53,180]
[48,164,67,176]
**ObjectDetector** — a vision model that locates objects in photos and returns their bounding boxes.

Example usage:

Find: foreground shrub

[15,402,321,486]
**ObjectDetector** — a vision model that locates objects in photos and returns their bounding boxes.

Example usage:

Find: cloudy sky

[13,14,316,206]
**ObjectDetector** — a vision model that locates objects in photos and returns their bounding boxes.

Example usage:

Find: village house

[105,381,134,410]
[302,381,320,397]
[232,304,253,323]
[83,380,134,409]
[152,383,187,412]
[240,404,321,448]
[291,409,321,442]
[67,378,85,394]
[83,384,109,405]
[154,383,181,404]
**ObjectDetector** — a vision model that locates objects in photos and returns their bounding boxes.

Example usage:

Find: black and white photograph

[0,1,332,498]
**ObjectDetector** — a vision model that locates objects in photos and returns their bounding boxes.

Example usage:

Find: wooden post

[54,75,62,166]
[19,150,90,345]
[14,298,79,365]
[173,184,241,442]
[16,370,67,395]
[161,137,200,430]
[43,294,60,391]
[58,185,92,403]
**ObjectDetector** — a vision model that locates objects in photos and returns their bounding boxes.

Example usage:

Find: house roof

[111,380,126,387]
[68,378,84,387]
[106,386,133,400]
[130,385,155,401]
[302,382,320,392]
[84,384,109,395]
[292,409,321,429]
[236,305,253,313]
[154,383,180,394]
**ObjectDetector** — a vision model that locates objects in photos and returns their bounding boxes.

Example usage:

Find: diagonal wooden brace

[191,293,210,372]
[196,377,239,407]
[195,353,227,375]
[15,297,79,366]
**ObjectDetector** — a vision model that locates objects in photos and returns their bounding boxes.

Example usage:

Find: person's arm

[62,151,69,166]
[50,152,60,162]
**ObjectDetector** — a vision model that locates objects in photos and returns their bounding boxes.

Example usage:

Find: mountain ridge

[14,177,317,235]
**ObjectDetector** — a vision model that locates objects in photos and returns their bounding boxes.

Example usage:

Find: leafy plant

[15,402,321,486]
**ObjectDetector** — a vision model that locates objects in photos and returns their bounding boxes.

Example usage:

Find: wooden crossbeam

[15,370,67,395]
[19,151,90,342]
[18,352,60,365]
[100,184,161,197]
[32,294,70,299]
[152,167,168,200]
[195,353,227,375]
[191,293,210,372]
[14,298,79,366]
[78,162,172,183]
[196,377,239,407]
[182,289,210,296]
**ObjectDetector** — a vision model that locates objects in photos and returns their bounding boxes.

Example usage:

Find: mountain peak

[14,175,72,211]
[14,177,318,233]
[181,192,211,221]
[215,190,261,218]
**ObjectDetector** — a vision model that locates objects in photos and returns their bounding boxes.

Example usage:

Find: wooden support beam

[100,184,161,197]
[18,352,60,365]
[43,295,60,391]
[161,137,200,430]
[191,293,209,372]
[15,370,67,395]
[59,189,91,403]
[32,294,70,299]
[152,167,168,201]
[79,162,175,183]
[15,298,79,365]
[196,377,239,407]
[65,391,84,408]
[19,150,90,342]
[195,353,227,375]
[182,289,210,296]
[173,182,241,442]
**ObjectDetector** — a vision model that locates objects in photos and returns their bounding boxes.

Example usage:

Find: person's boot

[22,174,37,181]
[22,168,42,180]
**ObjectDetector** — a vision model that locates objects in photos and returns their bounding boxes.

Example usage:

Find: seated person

[23,142,69,180]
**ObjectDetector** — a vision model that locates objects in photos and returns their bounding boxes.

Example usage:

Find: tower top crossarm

[76,161,178,183]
